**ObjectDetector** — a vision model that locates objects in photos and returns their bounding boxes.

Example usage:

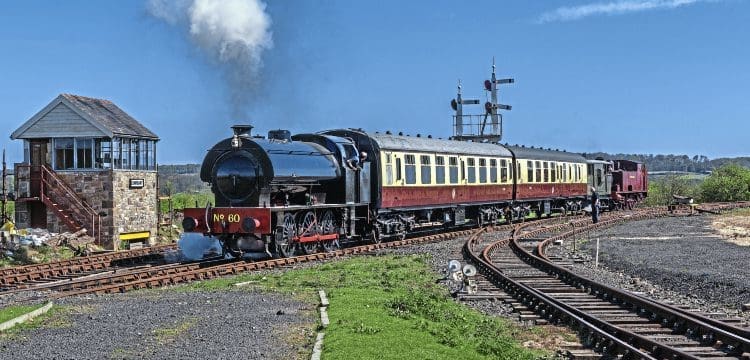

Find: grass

[175,255,551,360]
[0,246,76,268]
[0,304,45,324]
[152,317,198,344]
[0,305,69,336]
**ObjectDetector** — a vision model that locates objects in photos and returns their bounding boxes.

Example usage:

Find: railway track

[0,244,176,290]
[41,227,488,297]
[1,210,588,298]
[464,204,750,359]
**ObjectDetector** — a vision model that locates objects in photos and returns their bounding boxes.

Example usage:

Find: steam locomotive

[181,125,648,258]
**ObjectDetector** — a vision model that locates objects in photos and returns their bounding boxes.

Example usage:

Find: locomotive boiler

[183,125,371,257]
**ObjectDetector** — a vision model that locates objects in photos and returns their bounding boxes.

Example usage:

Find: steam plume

[147,0,273,117]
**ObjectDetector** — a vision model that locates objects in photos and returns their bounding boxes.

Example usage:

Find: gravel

[547,214,750,321]
[0,289,316,360]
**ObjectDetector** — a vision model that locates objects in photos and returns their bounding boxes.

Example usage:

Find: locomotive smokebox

[231,124,253,137]
[268,129,291,142]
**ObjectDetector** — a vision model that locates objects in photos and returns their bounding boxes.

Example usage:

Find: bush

[643,175,700,206]
[700,163,750,202]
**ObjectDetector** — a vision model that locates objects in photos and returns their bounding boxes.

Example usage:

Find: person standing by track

[591,187,600,224]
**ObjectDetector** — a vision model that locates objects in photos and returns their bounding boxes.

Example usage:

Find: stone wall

[54,170,115,247]
[11,164,158,250]
[112,171,158,248]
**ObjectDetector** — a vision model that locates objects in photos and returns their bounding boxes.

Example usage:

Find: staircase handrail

[39,165,101,245]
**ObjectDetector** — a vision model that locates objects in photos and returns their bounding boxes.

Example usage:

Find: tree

[644,174,700,206]
[699,163,750,202]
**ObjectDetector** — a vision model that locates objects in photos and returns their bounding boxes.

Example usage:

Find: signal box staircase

[19,165,101,245]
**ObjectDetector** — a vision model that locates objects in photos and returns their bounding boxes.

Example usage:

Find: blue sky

[1,0,748,164]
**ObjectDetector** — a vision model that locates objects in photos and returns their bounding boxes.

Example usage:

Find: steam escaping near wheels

[177,233,223,261]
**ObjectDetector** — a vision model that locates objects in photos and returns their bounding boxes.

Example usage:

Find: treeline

[645,164,750,205]
[158,164,209,195]
[583,153,750,172]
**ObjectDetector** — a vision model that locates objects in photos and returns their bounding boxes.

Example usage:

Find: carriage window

[543,162,549,182]
[449,157,458,184]
[467,158,476,183]
[405,155,416,184]
[396,157,402,181]
[436,156,446,184]
[550,162,556,182]
[535,161,542,183]
[527,160,533,182]
[561,163,566,183]
[517,162,521,183]
[490,159,497,183]
[500,159,508,182]
[385,153,393,185]
[420,155,431,184]
[478,158,487,183]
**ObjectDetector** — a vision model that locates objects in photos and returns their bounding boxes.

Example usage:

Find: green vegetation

[159,191,214,213]
[700,163,750,202]
[1,200,13,222]
[644,174,701,206]
[643,163,750,205]
[0,305,69,336]
[152,317,198,344]
[0,304,44,324]
[178,255,551,360]
[0,245,76,268]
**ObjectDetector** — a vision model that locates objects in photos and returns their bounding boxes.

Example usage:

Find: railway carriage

[507,145,588,216]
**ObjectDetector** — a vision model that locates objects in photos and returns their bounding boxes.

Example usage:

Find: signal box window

[420,155,431,184]
[467,158,476,183]
[404,155,416,185]
[435,156,446,184]
[76,138,93,169]
[54,138,74,170]
[489,159,497,183]
[478,158,487,183]
[448,157,458,184]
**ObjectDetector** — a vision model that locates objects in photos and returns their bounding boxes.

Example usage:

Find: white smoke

[177,232,223,261]
[147,0,273,117]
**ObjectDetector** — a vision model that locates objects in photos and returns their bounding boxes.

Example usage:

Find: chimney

[231,125,253,137]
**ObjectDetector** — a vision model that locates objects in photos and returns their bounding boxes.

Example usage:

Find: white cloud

[538,0,714,23]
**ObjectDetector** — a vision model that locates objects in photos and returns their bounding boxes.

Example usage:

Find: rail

[465,208,750,358]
